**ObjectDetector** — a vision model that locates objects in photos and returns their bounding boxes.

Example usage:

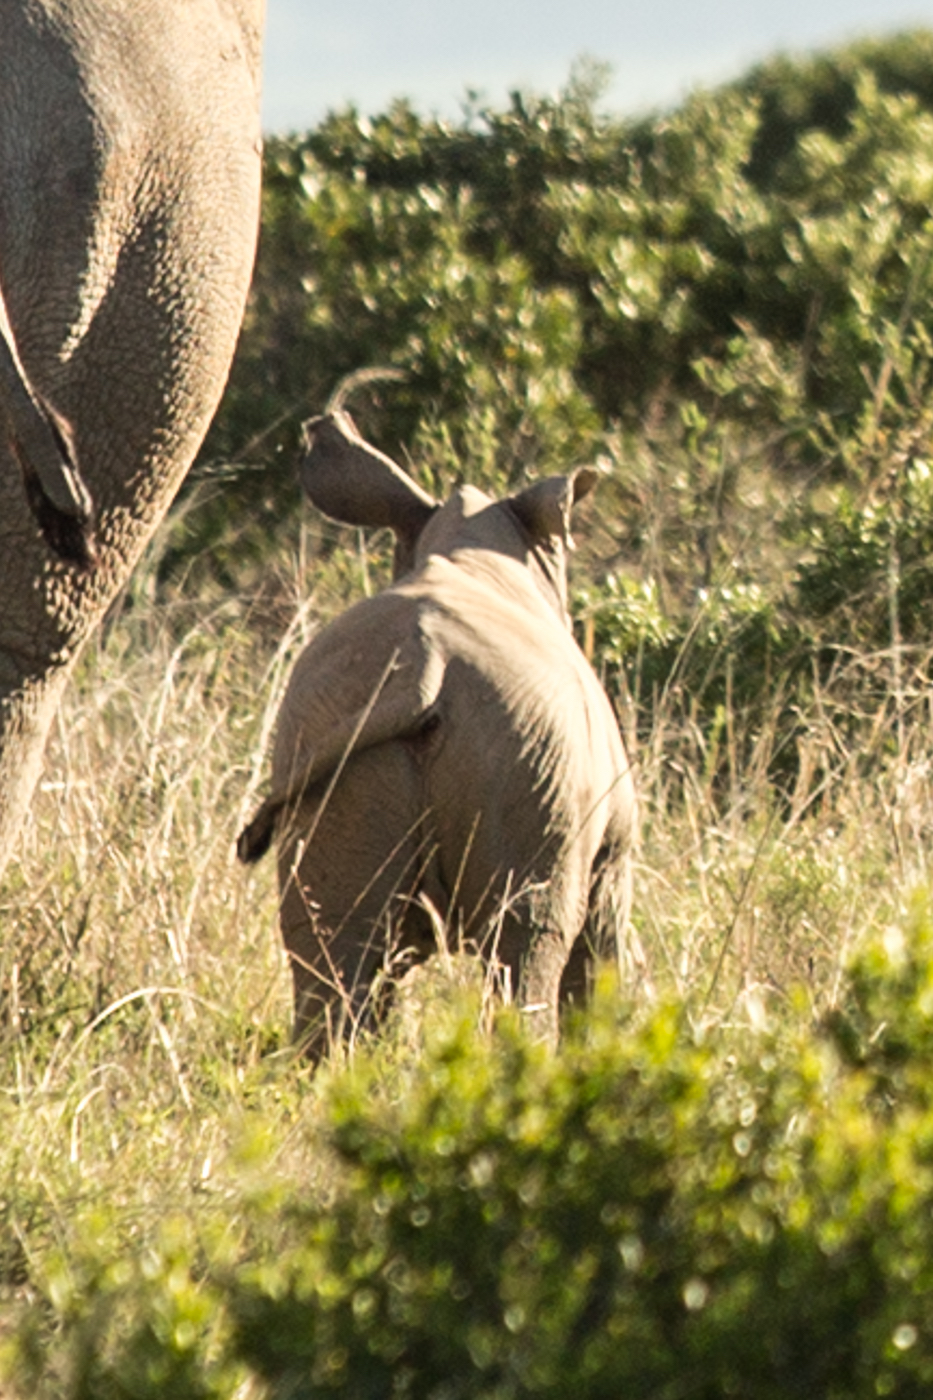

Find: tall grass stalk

[0,538,930,1391]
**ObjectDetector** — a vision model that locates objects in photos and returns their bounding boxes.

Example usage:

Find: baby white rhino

[238,410,638,1060]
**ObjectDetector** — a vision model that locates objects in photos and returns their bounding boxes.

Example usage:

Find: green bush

[17,906,933,1399]
[156,37,933,810]
[172,34,933,590]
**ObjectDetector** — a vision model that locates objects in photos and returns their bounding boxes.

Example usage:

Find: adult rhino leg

[0,665,71,877]
[558,932,593,1011]
[0,0,263,881]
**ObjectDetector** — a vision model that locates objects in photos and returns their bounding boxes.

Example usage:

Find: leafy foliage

[189,33,933,537]
[16,920,933,1399]
[169,34,933,803]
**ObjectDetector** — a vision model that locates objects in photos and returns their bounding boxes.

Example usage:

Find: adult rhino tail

[22,453,97,570]
[0,322,96,569]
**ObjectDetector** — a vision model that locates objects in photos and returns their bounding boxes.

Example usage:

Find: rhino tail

[236,797,283,864]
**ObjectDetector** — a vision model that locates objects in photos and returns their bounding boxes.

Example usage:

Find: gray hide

[0,0,264,878]
[239,411,639,1059]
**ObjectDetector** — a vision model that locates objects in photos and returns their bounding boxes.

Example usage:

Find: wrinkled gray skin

[239,411,638,1058]
[0,0,264,878]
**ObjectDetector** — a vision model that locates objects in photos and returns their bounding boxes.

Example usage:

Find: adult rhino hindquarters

[239,409,641,1059]
[0,0,264,878]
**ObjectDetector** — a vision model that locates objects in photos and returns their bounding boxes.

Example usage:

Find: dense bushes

[15,911,933,1399]
[192,33,933,529]
[163,33,933,793]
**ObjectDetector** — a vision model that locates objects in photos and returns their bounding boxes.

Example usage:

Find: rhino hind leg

[516,924,570,1046]
[277,745,436,1061]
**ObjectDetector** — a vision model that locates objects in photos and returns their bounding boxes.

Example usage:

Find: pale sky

[262,0,933,133]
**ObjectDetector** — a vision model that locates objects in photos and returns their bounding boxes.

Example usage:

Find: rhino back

[409,555,632,924]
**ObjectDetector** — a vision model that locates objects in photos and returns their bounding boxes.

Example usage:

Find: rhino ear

[508,466,600,550]
[300,411,437,571]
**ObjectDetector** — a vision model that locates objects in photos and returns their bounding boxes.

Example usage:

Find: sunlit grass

[1,531,932,1393]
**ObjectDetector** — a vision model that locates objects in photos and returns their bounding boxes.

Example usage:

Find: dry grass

[0,584,314,1315]
[0,537,931,1378]
[631,640,933,1037]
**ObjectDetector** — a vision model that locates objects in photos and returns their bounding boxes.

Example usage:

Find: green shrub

[171,33,933,592]
[18,908,933,1399]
